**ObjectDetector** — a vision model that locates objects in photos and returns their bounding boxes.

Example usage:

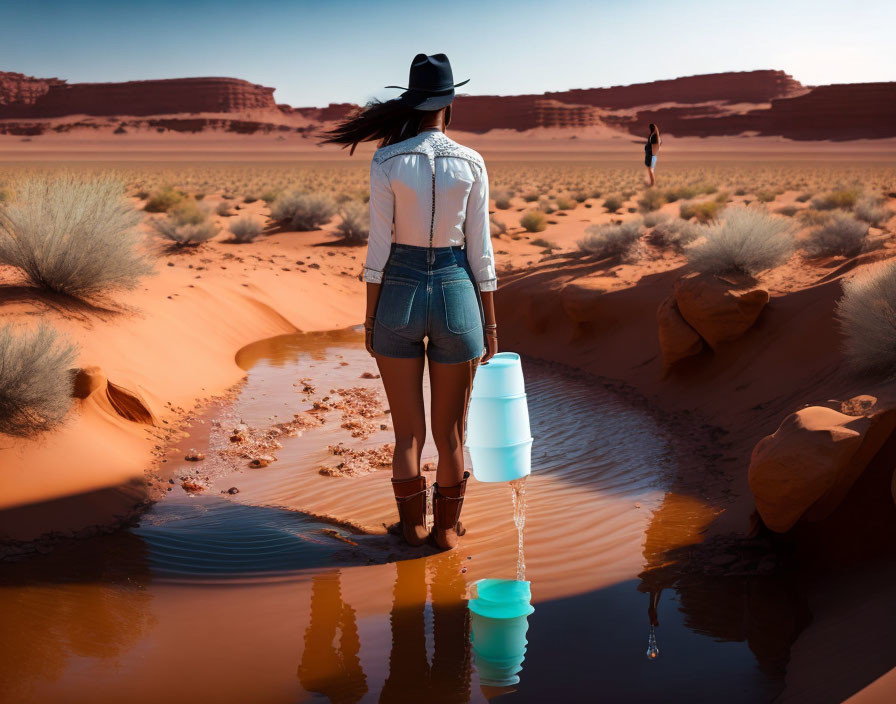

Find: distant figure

[644,123,662,187]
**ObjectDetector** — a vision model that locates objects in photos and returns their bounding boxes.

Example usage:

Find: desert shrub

[680,199,724,223]
[836,263,896,378]
[685,207,794,276]
[714,191,731,203]
[795,192,813,203]
[493,191,512,209]
[803,212,869,258]
[490,215,507,236]
[144,186,187,213]
[797,209,833,227]
[530,237,556,249]
[152,200,218,246]
[647,219,707,252]
[270,191,336,230]
[755,189,777,203]
[261,188,282,204]
[538,198,556,214]
[573,191,589,202]
[215,201,233,216]
[734,188,748,196]
[854,196,893,227]
[522,191,540,202]
[602,194,624,213]
[0,173,154,296]
[0,323,77,437]
[577,219,644,259]
[775,205,799,217]
[243,193,259,204]
[555,196,576,211]
[335,200,369,242]
[811,188,861,211]
[228,215,264,243]
[520,210,547,233]
[643,211,670,228]
[637,188,666,212]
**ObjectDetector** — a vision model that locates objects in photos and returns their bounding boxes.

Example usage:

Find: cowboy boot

[431,471,470,550]
[391,474,429,547]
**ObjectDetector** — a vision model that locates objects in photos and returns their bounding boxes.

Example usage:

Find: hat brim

[397,89,457,111]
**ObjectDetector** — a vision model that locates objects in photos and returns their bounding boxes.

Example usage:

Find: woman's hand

[364,316,376,357]
[481,328,498,364]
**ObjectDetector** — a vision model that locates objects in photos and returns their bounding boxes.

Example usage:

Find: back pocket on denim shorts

[441,278,480,334]
[377,277,419,331]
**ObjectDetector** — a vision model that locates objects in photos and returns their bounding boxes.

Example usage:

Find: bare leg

[375,354,426,480]
[429,357,478,487]
[646,166,655,187]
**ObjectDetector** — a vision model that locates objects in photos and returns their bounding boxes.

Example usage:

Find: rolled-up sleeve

[464,162,497,292]
[363,159,393,284]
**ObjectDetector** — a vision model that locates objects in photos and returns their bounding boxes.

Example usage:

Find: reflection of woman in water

[322,53,498,551]
[644,123,662,187]
[298,572,367,703]
[380,555,472,703]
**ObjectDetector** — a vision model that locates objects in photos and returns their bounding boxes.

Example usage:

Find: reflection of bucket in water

[469,579,535,687]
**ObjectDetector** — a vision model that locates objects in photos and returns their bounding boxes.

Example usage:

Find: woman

[322,54,498,550]
[644,123,662,187]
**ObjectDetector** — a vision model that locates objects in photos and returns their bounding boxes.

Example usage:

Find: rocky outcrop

[673,274,769,349]
[0,71,64,108]
[656,295,704,370]
[0,76,277,118]
[749,401,896,533]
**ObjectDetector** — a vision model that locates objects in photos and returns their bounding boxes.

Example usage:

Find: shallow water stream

[0,328,806,703]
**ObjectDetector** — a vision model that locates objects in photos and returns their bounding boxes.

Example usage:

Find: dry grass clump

[522,191,540,203]
[228,215,264,243]
[854,196,893,227]
[836,262,896,378]
[803,212,869,258]
[647,218,707,253]
[152,199,219,246]
[811,188,861,211]
[493,191,512,210]
[775,205,799,217]
[755,189,778,203]
[602,194,624,213]
[0,173,154,296]
[555,196,576,211]
[335,201,369,242]
[520,210,547,233]
[679,199,724,223]
[577,219,643,259]
[637,188,666,213]
[270,191,336,230]
[686,207,794,276]
[215,201,233,216]
[643,211,670,228]
[0,323,77,437]
[144,186,187,213]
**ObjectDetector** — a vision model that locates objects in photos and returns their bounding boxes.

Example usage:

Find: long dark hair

[648,122,660,141]
[320,98,451,155]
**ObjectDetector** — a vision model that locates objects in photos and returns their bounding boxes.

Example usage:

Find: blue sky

[1,0,893,107]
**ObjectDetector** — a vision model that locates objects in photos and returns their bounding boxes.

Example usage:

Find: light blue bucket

[465,394,532,447]
[465,351,533,483]
[466,438,532,483]
[469,579,534,687]
[471,352,526,399]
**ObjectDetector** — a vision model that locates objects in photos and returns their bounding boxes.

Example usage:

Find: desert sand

[1,129,895,701]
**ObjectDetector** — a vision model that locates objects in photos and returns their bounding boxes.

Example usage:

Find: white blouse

[361,129,497,292]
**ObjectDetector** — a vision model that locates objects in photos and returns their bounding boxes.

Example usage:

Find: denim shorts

[372,243,486,364]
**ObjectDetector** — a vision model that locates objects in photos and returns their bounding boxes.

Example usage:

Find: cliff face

[0,76,276,118]
[1,69,893,141]
[0,71,65,107]
[546,70,806,108]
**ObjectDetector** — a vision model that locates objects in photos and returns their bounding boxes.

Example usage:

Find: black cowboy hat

[385,53,469,111]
